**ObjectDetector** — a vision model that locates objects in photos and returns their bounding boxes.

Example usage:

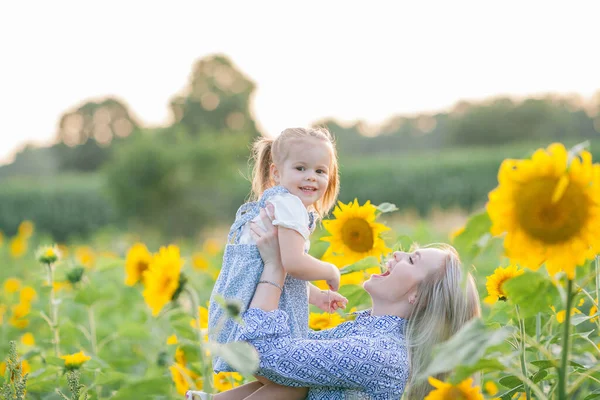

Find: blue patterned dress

[208,186,316,373]
[238,308,409,400]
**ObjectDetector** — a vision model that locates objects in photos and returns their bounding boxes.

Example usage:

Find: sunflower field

[1,141,600,399]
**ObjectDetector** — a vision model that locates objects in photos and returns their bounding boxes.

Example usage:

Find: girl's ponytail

[251,137,274,200]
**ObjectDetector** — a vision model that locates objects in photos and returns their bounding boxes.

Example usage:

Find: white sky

[1,0,599,164]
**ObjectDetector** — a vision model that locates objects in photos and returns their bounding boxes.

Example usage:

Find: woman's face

[363,248,447,303]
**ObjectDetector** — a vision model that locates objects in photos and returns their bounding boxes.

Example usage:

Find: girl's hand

[312,290,348,313]
[325,263,341,292]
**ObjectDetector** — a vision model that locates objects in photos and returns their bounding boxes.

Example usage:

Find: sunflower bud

[36,245,60,265]
[225,299,242,319]
[66,267,85,285]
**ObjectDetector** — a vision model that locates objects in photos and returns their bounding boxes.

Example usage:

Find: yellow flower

[190,306,209,330]
[170,364,202,395]
[12,303,31,319]
[450,225,465,242]
[578,298,585,307]
[484,265,524,305]
[21,333,35,346]
[551,306,582,323]
[61,351,91,369]
[124,243,153,286]
[142,245,184,316]
[175,347,186,366]
[309,312,345,331]
[18,221,34,238]
[9,236,27,258]
[9,316,29,329]
[424,377,484,400]
[4,278,21,293]
[203,238,222,256]
[19,286,37,303]
[0,360,31,379]
[166,334,178,345]
[192,253,209,271]
[321,199,391,267]
[52,281,72,293]
[590,303,598,323]
[0,305,6,325]
[37,245,60,264]
[213,371,242,392]
[487,143,600,279]
[76,246,96,268]
[484,381,498,395]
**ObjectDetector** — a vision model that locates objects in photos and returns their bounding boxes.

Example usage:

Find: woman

[190,207,481,399]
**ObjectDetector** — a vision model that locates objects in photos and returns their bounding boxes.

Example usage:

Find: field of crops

[1,142,600,399]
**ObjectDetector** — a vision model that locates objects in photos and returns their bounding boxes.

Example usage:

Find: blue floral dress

[208,186,316,373]
[238,308,409,399]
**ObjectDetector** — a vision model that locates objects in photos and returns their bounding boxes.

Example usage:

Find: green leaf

[503,271,560,318]
[532,369,548,383]
[376,202,398,213]
[94,371,128,385]
[338,284,371,309]
[571,314,594,325]
[209,341,259,376]
[111,377,172,399]
[420,319,510,379]
[44,355,65,367]
[584,389,600,400]
[499,375,521,389]
[452,358,506,382]
[339,257,380,275]
[118,322,152,340]
[451,210,492,260]
[531,359,585,370]
[73,286,112,306]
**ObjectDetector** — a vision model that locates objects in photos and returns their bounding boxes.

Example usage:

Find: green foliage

[1,342,28,400]
[103,130,250,237]
[0,174,116,241]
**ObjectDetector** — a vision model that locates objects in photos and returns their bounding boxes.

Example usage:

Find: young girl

[204,127,347,399]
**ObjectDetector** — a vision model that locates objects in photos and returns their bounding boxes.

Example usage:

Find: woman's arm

[238,308,408,394]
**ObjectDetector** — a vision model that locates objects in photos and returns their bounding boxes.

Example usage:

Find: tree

[169,54,260,139]
[57,97,139,147]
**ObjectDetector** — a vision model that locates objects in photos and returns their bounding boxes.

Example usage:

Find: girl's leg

[244,383,308,400]
[210,381,264,400]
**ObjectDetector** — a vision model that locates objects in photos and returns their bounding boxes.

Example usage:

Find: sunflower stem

[185,286,213,394]
[595,256,599,332]
[515,305,531,400]
[535,312,541,360]
[45,262,61,356]
[557,278,573,400]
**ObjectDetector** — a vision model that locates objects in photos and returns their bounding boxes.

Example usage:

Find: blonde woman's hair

[250,127,340,218]
[404,243,481,400]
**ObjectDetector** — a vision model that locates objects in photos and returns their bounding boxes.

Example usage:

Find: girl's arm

[278,227,341,291]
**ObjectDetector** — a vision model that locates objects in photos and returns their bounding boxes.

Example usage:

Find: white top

[239,192,311,252]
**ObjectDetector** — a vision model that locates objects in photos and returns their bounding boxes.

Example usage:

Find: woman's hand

[250,204,284,277]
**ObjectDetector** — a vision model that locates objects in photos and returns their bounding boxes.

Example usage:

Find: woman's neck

[370,299,412,319]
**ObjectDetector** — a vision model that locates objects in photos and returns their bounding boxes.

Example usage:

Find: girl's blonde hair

[404,244,481,400]
[250,127,340,218]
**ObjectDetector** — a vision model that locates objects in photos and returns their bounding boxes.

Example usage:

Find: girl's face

[363,248,446,303]
[271,138,332,208]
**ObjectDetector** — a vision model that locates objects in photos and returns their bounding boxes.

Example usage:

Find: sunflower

[213,372,243,392]
[125,243,153,286]
[309,311,345,331]
[21,333,35,346]
[170,364,202,395]
[590,303,598,323]
[142,245,184,316]
[484,265,524,305]
[321,199,391,267]
[61,351,91,370]
[424,377,484,400]
[4,278,21,294]
[9,237,27,259]
[487,143,600,279]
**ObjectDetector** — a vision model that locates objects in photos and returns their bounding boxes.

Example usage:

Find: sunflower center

[137,261,149,275]
[341,218,374,253]
[447,387,468,400]
[515,177,588,244]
